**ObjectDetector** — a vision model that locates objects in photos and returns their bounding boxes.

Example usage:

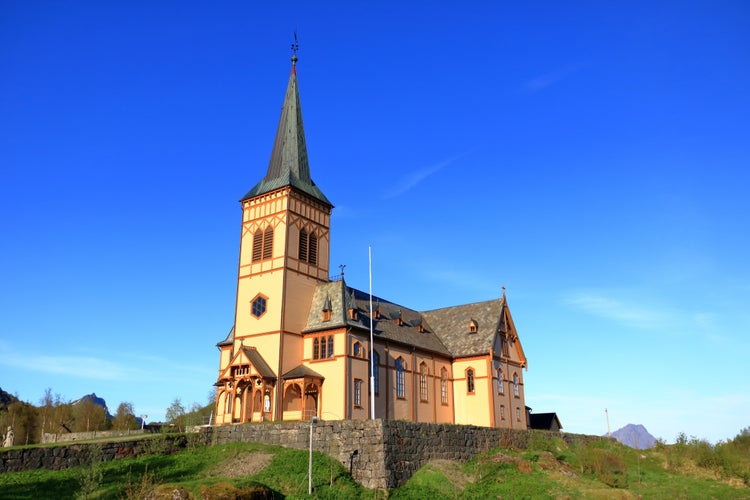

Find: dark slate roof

[241,65,332,207]
[302,280,452,356]
[241,347,276,379]
[216,326,234,347]
[282,365,325,380]
[529,412,563,430]
[422,299,506,358]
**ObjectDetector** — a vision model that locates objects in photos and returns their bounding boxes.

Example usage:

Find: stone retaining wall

[206,419,601,490]
[0,435,191,474]
[42,429,149,444]
[1,420,604,490]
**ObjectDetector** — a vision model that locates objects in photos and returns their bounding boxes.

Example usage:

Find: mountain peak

[609,423,656,449]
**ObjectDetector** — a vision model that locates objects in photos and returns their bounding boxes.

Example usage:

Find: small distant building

[528,412,563,432]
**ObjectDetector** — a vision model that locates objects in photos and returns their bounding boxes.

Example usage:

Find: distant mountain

[609,424,656,449]
[71,393,113,419]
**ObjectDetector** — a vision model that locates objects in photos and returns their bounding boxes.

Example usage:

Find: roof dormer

[468,319,478,334]
[322,295,332,322]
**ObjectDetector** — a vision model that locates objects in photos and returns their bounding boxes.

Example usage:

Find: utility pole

[605,408,611,438]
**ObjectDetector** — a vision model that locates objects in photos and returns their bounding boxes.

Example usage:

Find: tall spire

[241,38,332,207]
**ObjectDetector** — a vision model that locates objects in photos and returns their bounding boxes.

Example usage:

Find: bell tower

[215,46,333,424]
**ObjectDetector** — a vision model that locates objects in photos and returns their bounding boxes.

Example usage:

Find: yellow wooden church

[214,54,528,428]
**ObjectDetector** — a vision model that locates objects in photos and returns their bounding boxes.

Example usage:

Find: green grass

[1,431,748,499]
[0,441,374,499]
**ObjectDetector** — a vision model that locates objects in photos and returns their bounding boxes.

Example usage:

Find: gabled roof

[216,326,234,347]
[529,412,563,430]
[303,280,451,356]
[240,347,276,379]
[241,62,332,207]
[422,299,505,358]
[282,365,324,380]
[302,281,526,363]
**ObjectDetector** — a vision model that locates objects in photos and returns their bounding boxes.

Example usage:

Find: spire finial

[502,285,506,298]
[291,31,299,66]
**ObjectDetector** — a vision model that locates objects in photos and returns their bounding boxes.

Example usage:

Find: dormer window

[395,309,403,326]
[374,305,381,320]
[322,310,331,322]
[468,319,478,334]
[348,307,358,320]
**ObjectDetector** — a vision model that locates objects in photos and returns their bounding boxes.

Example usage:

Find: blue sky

[1,1,748,442]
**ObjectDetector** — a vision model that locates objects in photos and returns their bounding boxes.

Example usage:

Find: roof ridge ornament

[291,31,299,68]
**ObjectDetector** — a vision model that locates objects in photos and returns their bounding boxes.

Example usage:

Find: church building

[214,53,528,428]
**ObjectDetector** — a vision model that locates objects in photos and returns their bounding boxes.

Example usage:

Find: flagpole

[369,245,375,420]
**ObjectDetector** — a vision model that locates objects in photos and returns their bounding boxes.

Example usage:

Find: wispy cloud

[383,154,465,199]
[0,352,149,380]
[562,291,671,329]
[0,343,214,382]
[523,64,583,93]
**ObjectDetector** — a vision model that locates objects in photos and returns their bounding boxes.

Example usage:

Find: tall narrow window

[327,335,334,358]
[497,368,504,394]
[252,230,263,262]
[372,351,380,395]
[226,393,232,414]
[308,233,317,265]
[298,228,318,265]
[262,227,273,259]
[467,369,475,394]
[354,379,362,406]
[320,336,327,360]
[396,358,405,398]
[253,227,273,262]
[313,338,320,360]
[441,368,448,404]
[299,229,308,262]
[513,373,519,397]
[419,363,428,402]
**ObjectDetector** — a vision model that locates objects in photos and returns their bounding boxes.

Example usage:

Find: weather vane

[291,31,299,65]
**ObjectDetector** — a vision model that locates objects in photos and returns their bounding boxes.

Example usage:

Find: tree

[72,400,108,432]
[113,402,138,431]
[166,398,186,431]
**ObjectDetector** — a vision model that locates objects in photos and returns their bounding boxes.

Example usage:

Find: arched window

[467,368,475,394]
[225,392,232,414]
[353,341,361,357]
[419,363,428,402]
[263,226,273,260]
[320,336,327,359]
[252,229,262,262]
[313,338,320,360]
[298,228,318,265]
[372,350,380,395]
[308,233,317,265]
[353,379,362,406]
[513,373,519,397]
[441,368,448,404]
[327,335,334,358]
[396,358,405,398]
[497,368,504,394]
[299,229,308,262]
[252,227,273,262]
[283,384,302,412]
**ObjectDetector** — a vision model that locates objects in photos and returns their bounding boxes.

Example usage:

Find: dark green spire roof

[241,63,332,206]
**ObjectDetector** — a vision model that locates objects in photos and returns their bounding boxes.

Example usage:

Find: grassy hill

[1,430,748,498]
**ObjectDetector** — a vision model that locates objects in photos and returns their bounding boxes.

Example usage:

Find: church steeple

[241,48,332,207]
